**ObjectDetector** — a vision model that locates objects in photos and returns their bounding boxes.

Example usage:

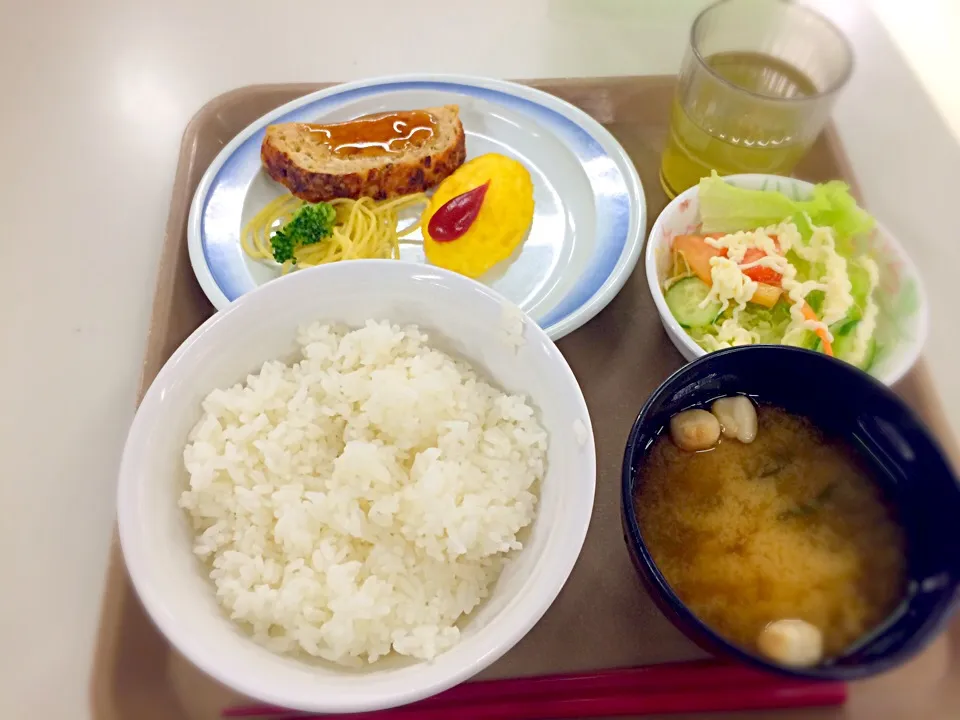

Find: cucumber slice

[665,277,722,328]
[801,331,821,351]
[862,337,878,372]
[833,331,876,371]
[830,316,860,338]
[805,290,825,315]
[832,331,855,360]
[860,338,877,370]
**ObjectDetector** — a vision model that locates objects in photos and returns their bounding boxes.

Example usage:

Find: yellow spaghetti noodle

[241,193,428,273]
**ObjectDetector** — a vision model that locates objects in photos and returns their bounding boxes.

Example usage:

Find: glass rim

[689,0,855,102]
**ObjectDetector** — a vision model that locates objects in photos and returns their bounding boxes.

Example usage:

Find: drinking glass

[660,0,853,198]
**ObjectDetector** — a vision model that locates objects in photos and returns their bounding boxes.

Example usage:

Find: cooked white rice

[179,320,547,666]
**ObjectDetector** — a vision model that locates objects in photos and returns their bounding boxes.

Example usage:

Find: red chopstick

[222,660,846,719]
[303,683,844,720]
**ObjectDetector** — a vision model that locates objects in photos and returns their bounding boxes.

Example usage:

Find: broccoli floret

[270,202,337,264]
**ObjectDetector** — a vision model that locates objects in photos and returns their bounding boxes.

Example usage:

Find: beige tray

[91,77,960,720]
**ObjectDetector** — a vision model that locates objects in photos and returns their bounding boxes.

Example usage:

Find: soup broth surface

[635,405,906,658]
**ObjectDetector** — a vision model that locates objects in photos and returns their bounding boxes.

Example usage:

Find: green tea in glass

[660,0,853,198]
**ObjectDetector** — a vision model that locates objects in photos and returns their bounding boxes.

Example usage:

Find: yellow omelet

[422,154,534,278]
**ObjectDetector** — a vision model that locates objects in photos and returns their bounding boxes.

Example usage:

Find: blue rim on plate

[187,74,646,340]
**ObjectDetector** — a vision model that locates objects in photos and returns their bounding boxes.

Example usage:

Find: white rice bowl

[180,320,547,666]
[117,261,595,714]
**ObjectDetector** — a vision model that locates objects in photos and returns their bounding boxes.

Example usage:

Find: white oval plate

[187,75,646,340]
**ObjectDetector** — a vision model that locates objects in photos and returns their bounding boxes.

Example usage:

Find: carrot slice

[673,235,784,307]
[801,302,834,356]
[673,234,722,285]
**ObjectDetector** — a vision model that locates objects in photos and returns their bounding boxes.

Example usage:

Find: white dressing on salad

[701,255,758,315]
[668,174,882,371]
[704,222,829,349]
[706,227,782,262]
[702,221,847,347]
[700,314,761,350]
[792,225,854,327]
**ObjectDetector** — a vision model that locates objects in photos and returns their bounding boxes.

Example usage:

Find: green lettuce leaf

[803,181,874,239]
[698,173,799,234]
[697,172,874,240]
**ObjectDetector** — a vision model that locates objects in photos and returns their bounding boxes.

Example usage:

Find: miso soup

[635,404,906,666]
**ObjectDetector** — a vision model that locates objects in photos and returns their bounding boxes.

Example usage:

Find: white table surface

[1,1,958,718]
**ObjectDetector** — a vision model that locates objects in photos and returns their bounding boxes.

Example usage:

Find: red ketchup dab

[428,181,490,242]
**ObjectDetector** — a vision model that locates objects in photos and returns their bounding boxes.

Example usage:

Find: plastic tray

[91,77,960,720]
